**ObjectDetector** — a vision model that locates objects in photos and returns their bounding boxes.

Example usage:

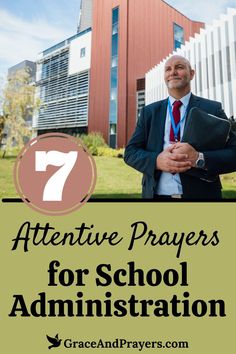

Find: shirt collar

[169,92,191,108]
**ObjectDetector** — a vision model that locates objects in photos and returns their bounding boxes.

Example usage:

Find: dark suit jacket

[124,94,236,199]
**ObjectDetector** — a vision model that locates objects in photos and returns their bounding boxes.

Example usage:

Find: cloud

[0,8,75,78]
[165,0,236,24]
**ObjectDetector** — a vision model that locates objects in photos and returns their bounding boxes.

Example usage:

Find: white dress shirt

[156,92,191,195]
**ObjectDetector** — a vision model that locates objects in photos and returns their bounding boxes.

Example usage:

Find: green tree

[1,68,40,157]
[0,77,5,148]
[0,116,5,151]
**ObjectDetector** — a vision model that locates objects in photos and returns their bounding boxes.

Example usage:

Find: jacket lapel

[153,99,168,152]
[185,93,201,118]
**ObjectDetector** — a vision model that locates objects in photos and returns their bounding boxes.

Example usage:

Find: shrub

[1,146,21,158]
[79,132,124,157]
[80,132,107,155]
[97,146,124,158]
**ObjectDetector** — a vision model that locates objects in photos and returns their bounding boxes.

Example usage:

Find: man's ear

[190,69,195,80]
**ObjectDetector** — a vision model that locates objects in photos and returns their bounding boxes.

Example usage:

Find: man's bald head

[165,55,192,70]
[164,55,195,99]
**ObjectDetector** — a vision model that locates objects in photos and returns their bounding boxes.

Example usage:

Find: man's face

[164,56,194,91]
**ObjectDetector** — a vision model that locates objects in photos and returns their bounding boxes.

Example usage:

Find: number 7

[35,151,78,201]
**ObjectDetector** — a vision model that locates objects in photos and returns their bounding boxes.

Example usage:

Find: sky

[0,0,81,79]
[165,0,236,22]
[0,0,235,80]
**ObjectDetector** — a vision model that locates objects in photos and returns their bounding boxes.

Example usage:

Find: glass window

[111,55,118,68]
[174,23,184,50]
[112,22,118,35]
[80,47,86,58]
[110,67,118,88]
[109,7,119,147]
[110,88,117,100]
[112,7,119,25]
[109,133,116,149]
[109,100,117,123]
[111,34,118,56]
[110,124,117,134]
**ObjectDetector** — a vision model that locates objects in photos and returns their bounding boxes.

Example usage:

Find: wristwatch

[196,152,205,169]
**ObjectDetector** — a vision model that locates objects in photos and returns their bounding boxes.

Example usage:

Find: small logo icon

[46,334,62,349]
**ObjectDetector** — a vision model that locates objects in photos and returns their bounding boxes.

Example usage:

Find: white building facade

[33,28,91,135]
[145,8,236,119]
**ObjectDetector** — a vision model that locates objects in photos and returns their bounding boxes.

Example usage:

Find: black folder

[182,107,231,150]
[181,107,231,181]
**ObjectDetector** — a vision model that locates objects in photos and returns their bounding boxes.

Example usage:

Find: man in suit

[124,55,236,199]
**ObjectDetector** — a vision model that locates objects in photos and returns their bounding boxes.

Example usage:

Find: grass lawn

[1,155,236,199]
[0,156,17,198]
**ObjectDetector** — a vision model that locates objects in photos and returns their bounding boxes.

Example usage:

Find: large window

[109,7,119,148]
[174,23,184,50]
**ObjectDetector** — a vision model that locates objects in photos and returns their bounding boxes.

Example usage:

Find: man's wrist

[195,152,205,169]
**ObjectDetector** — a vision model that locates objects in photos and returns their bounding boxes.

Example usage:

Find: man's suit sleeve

[203,104,236,175]
[124,106,158,177]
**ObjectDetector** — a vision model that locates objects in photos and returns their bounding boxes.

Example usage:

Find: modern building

[8,60,36,82]
[7,60,36,128]
[2,60,36,148]
[88,0,204,147]
[33,0,203,145]
[77,0,93,33]
[33,28,91,135]
[145,7,236,120]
